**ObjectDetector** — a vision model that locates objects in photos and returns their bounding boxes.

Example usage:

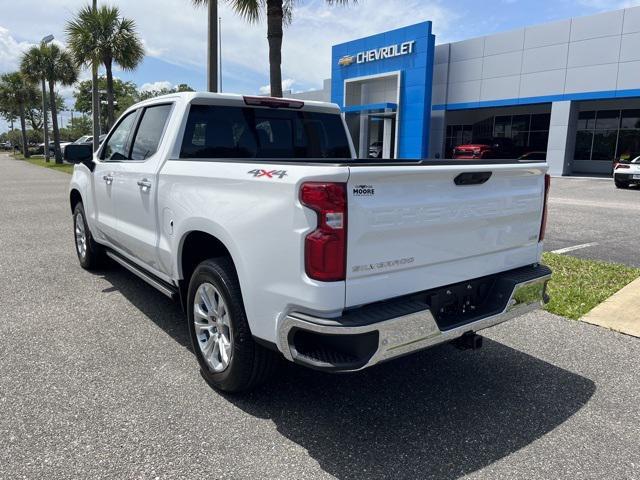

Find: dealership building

[292,6,640,175]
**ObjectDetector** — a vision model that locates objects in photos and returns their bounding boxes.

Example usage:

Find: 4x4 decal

[247,169,288,179]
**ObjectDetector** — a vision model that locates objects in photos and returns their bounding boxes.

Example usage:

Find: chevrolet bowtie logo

[338,55,355,67]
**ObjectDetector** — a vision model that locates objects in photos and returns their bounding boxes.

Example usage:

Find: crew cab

[66,92,551,392]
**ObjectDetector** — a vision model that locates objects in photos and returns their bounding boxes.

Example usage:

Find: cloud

[140,80,174,92]
[575,0,640,9]
[259,78,295,94]
[0,26,32,73]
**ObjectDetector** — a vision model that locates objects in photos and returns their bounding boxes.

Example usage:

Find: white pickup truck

[67,92,551,392]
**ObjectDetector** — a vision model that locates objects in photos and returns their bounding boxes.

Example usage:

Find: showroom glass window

[444,112,550,157]
[573,109,640,162]
[445,124,472,156]
[492,114,550,150]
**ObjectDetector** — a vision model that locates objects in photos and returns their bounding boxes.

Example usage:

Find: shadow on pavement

[101,264,595,480]
[99,267,191,349]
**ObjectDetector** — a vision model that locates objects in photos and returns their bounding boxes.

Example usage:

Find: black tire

[187,258,279,392]
[615,179,630,189]
[72,202,105,270]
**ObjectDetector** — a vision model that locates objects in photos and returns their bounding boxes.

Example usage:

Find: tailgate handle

[454,171,492,186]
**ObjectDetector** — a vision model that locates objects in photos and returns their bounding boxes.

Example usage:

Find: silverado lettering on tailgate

[367,196,538,228]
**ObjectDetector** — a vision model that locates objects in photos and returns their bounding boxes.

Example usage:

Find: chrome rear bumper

[277,264,551,372]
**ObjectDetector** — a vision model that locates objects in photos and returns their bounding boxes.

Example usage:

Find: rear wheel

[187,258,279,392]
[73,202,105,270]
[615,179,630,189]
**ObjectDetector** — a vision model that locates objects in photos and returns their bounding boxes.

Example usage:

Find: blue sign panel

[331,22,435,159]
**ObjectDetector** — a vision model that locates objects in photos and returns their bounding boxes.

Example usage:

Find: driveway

[545,176,640,267]
[1,154,639,479]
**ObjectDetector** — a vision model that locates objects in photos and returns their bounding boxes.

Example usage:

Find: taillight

[539,174,551,242]
[300,182,347,281]
[615,163,630,169]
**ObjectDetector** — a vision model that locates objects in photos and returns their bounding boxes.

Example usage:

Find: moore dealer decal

[353,185,375,196]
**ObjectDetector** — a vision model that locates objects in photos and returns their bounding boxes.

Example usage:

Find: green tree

[192,0,355,97]
[137,83,195,101]
[21,44,78,163]
[24,91,65,131]
[66,4,144,130]
[0,72,39,157]
[73,77,138,130]
[0,96,18,130]
[62,114,93,140]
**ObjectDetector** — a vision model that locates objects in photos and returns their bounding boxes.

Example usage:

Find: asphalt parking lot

[545,175,640,267]
[1,154,639,479]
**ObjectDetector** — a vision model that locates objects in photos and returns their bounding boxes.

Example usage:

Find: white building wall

[429,5,640,171]
[432,6,640,107]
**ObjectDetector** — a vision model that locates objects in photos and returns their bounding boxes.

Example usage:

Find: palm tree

[191,0,218,92]
[22,45,78,163]
[192,0,355,97]
[66,5,144,129]
[0,72,38,158]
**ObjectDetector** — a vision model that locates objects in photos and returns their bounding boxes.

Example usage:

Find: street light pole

[41,34,54,162]
[41,77,49,162]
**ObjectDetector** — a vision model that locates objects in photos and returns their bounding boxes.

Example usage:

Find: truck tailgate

[345,163,546,307]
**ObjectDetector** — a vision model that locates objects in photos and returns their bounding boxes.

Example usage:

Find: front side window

[180,104,351,160]
[130,104,172,160]
[102,112,137,161]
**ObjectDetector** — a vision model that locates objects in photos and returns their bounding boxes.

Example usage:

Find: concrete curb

[581,277,640,338]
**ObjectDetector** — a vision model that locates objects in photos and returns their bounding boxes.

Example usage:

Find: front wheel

[187,258,279,392]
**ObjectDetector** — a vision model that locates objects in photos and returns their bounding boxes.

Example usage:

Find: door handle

[102,174,113,185]
[137,179,152,192]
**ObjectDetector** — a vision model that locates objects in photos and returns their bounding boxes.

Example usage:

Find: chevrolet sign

[339,40,416,67]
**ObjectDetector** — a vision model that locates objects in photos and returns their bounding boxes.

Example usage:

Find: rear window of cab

[180,104,351,159]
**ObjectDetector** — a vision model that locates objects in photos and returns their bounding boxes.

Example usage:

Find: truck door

[111,103,173,275]
[91,110,138,247]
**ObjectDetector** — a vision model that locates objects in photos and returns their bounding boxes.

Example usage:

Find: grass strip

[12,153,74,174]
[542,252,640,319]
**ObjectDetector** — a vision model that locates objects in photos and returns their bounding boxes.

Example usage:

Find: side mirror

[64,144,95,170]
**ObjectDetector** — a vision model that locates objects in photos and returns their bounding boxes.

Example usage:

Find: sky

[1,0,640,133]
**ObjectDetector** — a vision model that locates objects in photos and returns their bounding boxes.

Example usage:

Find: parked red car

[452,138,517,159]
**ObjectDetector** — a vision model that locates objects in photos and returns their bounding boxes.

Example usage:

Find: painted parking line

[551,242,599,254]
[549,198,640,211]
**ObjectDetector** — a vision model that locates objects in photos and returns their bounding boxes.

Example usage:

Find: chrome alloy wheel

[74,212,87,259]
[193,282,233,373]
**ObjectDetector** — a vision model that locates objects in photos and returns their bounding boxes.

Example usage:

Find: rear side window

[180,104,351,159]
[131,104,172,160]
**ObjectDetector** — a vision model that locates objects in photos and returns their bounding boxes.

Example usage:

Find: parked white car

[614,155,640,188]
[67,92,552,392]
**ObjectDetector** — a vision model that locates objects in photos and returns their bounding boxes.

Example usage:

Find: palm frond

[225,0,261,23]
